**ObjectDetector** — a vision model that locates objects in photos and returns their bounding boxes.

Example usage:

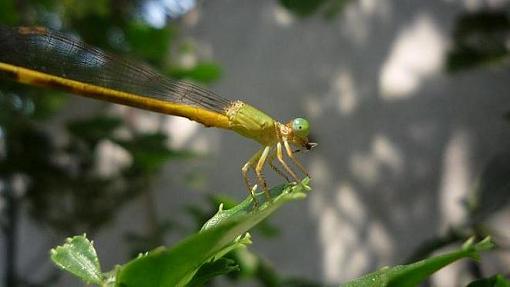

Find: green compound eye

[291,118,310,138]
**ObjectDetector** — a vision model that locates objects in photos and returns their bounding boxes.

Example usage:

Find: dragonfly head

[285,118,317,152]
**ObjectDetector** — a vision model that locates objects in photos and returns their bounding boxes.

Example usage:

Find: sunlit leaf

[341,237,494,287]
[116,178,311,287]
[50,234,103,285]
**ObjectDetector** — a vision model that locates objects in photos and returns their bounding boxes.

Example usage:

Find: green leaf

[125,23,173,66]
[67,116,122,145]
[0,0,19,25]
[30,91,68,120]
[169,62,222,84]
[447,11,510,72]
[341,237,494,287]
[467,274,510,287]
[50,234,103,285]
[186,258,240,287]
[64,0,110,19]
[278,0,350,18]
[116,178,311,287]
[468,152,510,223]
[116,133,195,172]
[279,0,327,17]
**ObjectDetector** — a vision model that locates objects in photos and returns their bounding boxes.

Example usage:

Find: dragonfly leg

[276,142,300,183]
[255,146,272,201]
[283,140,309,178]
[242,148,264,206]
[268,150,291,183]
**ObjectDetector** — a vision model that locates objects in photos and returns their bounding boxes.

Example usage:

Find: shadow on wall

[29,0,506,285]
[236,0,510,284]
[110,0,510,284]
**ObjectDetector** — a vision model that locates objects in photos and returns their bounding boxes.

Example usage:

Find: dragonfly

[0,26,315,205]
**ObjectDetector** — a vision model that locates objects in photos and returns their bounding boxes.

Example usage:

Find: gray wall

[177,0,510,284]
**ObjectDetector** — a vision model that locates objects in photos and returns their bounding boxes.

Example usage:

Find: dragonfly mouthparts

[306,142,318,150]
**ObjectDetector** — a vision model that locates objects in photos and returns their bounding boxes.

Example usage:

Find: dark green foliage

[124,22,174,65]
[468,152,510,223]
[279,0,328,17]
[187,258,240,287]
[447,10,510,72]
[117,133,196,173]
[67,116,123,146]
[278,0,351,18]
[0,0,19,25]
[169,62,223,84]
[0,82,68,121]
[0,2,216,286]
[467,274,510,287]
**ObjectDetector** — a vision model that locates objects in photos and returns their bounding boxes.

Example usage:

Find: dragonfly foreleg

[283,139,309,178]
[255,146,272,201]
[276,142,300,183]
[242,148,264,206]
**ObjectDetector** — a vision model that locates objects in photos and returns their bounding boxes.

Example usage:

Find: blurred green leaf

[169,62,223,84]
[116,178,311,287]
[323,0,350,19]
[64,0,110,19]
[279,0,327,17]
[67,116,122,145]
[342,237,494,287]
[70,16,116,49]
[0,122,54,173]
[404,229,466,264]
[0,0,19,25]
[447,10,510,72]
[468,152,510,223]
[50,234,103,285]
[117,133,195,172]
[30,91,69,120]
[227,248,259,279]
[125,22,173,66]
[278,0,350,18]
[467,274,510,287]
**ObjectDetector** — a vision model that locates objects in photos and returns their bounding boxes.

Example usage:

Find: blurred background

[1,0,510,286]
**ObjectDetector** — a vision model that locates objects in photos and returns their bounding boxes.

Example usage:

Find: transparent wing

[0,26,231,114]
